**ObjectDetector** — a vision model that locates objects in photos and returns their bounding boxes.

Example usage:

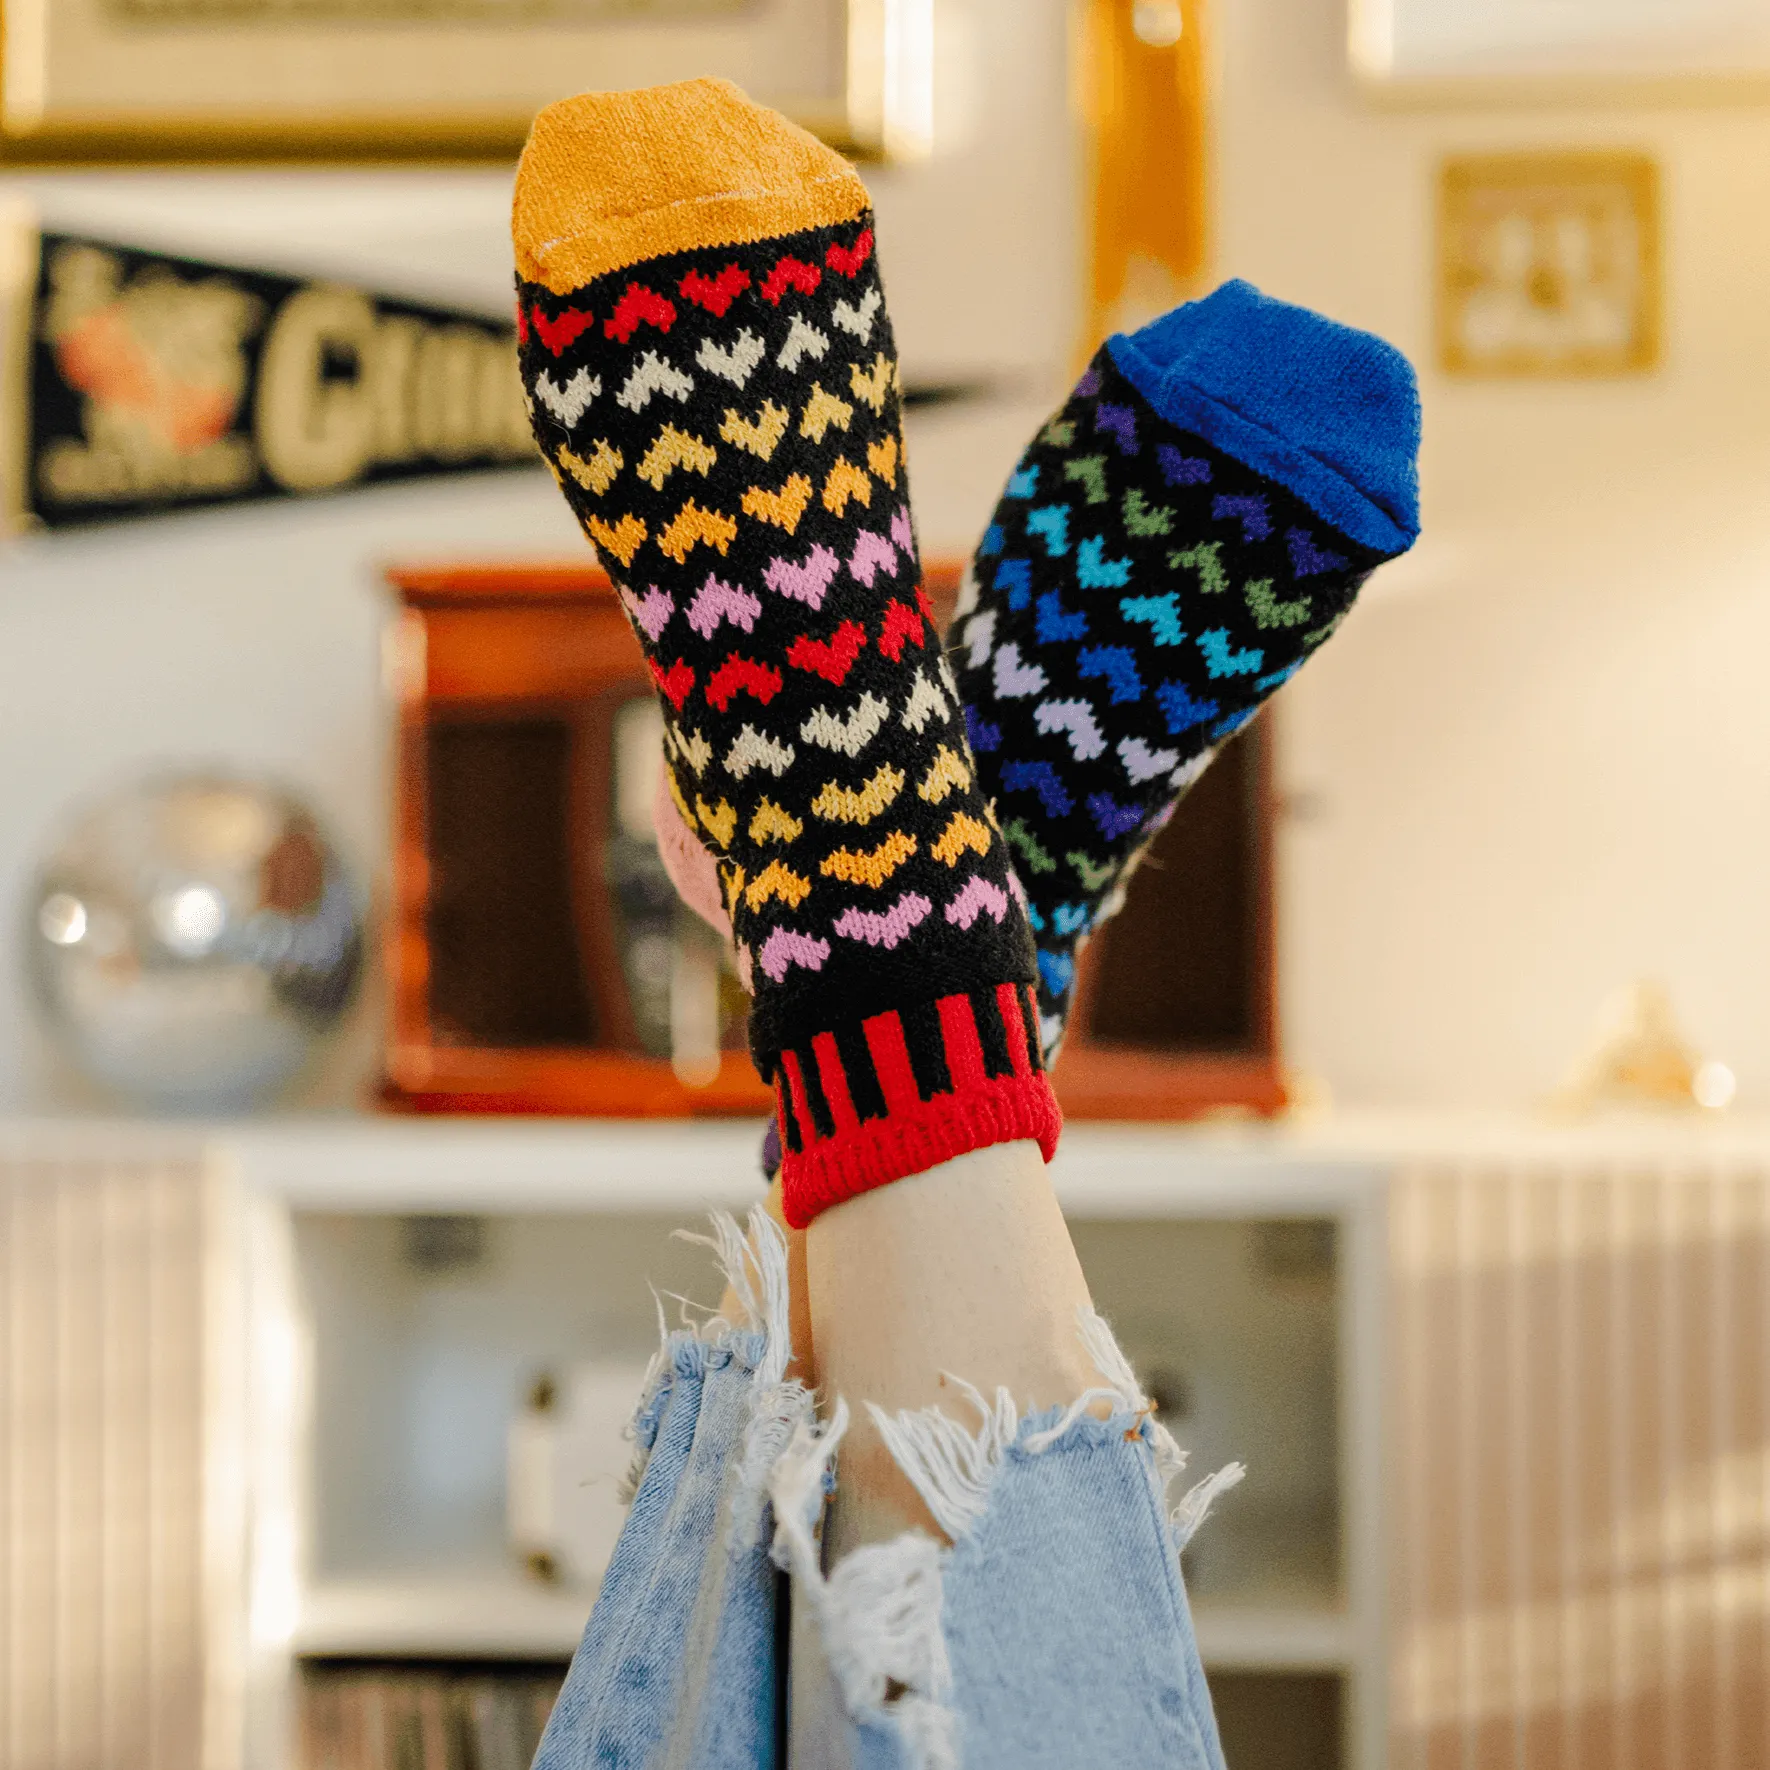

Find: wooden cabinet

[380,561,1281,1121]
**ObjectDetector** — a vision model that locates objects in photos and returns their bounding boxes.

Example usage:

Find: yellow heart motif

[820,830,918,887]
[559,438,622,495]
[849,353,895,414]
[811,763,905,825]
[917,745,973,804]
[658,500,738,563]
[822,457,872,517]
[695,795,737,849]
[745,860,814,911]
[741,475,814,534]
[636,424,717,490]
[931,811,992,866]
[748,800,805,845]
[799,383,854,444]
[719,402,790,461]
[866,435,899,488]
[588,512,647,566]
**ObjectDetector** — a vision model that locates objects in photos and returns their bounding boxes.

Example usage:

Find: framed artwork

[1437,152,1660,379]
[1353,0,1770,99]
[0,0,919,163]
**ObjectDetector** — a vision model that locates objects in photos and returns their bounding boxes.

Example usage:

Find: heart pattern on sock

[955,346,1397,1052]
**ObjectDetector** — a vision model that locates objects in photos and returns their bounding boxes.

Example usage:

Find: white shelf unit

[16,1109,1766,1769]
[226,1118,1388,1770]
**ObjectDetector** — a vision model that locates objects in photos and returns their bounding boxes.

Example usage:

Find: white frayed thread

[676,1205,813,1553]
[1171,1460,1246,1550]
[770,1402,958,1770]
[868,1380,1020,1543]
[1075,1306,1246,1545]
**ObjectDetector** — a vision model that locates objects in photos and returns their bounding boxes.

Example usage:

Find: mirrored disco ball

[27,772,364,1111]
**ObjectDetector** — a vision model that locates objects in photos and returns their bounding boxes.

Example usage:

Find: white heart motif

[696,329,765,388]
[992,642,1047,700]
[533,368,598,428]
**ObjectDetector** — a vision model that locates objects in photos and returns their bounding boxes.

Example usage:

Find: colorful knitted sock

[955,280,1420,1057]
[514,79,1058,1226]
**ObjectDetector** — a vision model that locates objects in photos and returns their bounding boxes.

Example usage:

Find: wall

[0,0,1079,1111]
[1219,0,1770,1107]
[4,0,1768,1116]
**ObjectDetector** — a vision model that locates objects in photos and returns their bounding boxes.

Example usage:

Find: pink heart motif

[764,544,840,611]
[620,584,674,642]
[759,927,832,982]
[945,876,1009,930]
[832,892,933,949]
[890,505,915,554]
[848,529,900,588]
[686,574,762,639]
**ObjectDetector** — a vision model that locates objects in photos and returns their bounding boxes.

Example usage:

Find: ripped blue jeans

[532,1210,1235,1770]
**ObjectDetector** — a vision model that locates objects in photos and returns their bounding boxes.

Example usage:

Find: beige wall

[1220,0,1770,1108]
[2,0,1767,1115]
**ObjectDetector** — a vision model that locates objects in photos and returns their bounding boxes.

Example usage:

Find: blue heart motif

[1077,535,1132,589]
[1026,505,1071,558]
[978,523,1005,557]
[964,706,1002,753]
[1078,645,1143,704]
[994,558,1032,608]
[1035,589,1088,643]
[1003,759,1074,817]
[1120,592,1184,647]
[1155,680,1221,734]
[1006,463,1040,498]
[1197,628,1263,678]
[1038,948,1076,995]
[1052,903,1091,936]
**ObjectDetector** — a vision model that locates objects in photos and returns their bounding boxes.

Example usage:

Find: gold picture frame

[0,0,923,164]
[1437,151,1661,379]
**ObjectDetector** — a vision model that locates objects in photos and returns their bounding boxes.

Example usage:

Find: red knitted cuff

[774,983,1064,1228]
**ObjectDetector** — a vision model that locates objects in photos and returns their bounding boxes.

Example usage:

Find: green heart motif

[1123,488,1173,537]
[1245,579,1313,628]
[1066,850,1116,892]
[1004,818,1058,875]
[1063,455,1110,505]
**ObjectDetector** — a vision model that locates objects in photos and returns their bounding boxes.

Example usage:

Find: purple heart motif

[1213,494,1271,542]
[619,584,674,642]
[965,706,1002,754]
[686,574,762,639]
[1087,791,1145,841]
[1075,365,1103,397]
[1093,403,1139,457]
[849,528,901,588]
[764,544,840,610]
[1157,445,1211,487]
[1287,527,1350,578]
[1003,760,1073,818]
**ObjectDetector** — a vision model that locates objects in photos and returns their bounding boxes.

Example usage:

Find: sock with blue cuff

[954,279,1421,1058]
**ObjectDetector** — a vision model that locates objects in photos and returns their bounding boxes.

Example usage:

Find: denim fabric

[773,1399,1230,1770]
[533,1320,793,1770]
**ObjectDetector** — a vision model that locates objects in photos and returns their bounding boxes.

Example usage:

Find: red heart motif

[877,599,926,663]
[787,620,866,685]
[531,306,595,356]
[705,656,784,711]
[605,282,677,343]
[679,264,751,316]
[515,302,530,344]
[915,584,936,625]
[650,657,696,711]
[761,256,822,305]
[824,229,874,277]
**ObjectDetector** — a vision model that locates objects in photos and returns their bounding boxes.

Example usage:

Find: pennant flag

[0,218,538,531]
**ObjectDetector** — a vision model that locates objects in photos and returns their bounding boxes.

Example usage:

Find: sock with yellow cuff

[514,78,1060,1226]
